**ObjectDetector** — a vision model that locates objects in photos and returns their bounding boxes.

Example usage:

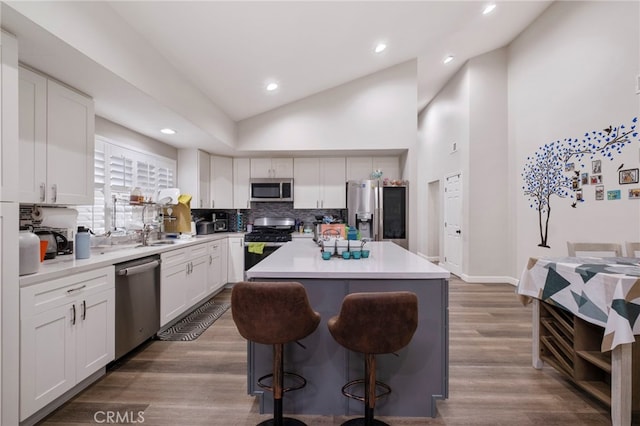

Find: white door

[76,289,114,381]
[210,156,233,209]
[320,157,346,209]
[293,158,321,209]
[443,173,462,276]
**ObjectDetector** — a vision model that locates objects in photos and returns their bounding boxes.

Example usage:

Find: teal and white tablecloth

[518,257,640,351]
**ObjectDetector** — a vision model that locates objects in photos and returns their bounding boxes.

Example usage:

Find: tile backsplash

[192,202,346,231]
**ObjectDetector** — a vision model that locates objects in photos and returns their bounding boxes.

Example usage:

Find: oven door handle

[117,259,161,276]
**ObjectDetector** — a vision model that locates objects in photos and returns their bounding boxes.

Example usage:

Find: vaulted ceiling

[2,1,551,153]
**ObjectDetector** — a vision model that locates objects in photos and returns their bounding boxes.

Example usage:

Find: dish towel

[248,242,266,255]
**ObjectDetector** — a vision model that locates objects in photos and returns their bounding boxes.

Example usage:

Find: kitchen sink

[138,240,176,247]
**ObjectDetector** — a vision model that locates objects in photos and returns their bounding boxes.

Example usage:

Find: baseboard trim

[417,252,440,262]
[458,273,518,286]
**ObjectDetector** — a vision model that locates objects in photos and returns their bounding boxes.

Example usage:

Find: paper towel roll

[33,207,78,229]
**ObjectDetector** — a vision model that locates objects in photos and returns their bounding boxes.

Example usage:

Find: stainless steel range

[244,217,294,270]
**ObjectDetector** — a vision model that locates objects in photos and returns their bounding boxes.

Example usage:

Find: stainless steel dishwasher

[115,255,161,360]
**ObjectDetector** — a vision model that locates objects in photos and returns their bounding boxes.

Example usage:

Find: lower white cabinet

[227,235,244,283]
[160,240,226,327]
[207,240,226,294]
[19,266,115,421]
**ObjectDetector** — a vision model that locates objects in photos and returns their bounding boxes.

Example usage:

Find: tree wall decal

[522,117,638,248]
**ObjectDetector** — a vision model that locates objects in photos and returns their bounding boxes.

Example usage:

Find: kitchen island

[244,241,450,418]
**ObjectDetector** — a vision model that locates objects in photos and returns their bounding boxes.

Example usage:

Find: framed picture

[565,163,575,172]
[592,159,602,174]
[572,177,579,190]
[581,172,589,185]
[629,188,640,199]
[607,189,621,200]
[595,185,604,200]
[619,168,639,185]
[575,189,583,201]
[590,174,603,185]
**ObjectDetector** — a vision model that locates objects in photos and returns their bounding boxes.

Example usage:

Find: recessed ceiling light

[483,3,496,15]
[374,43,387,54]
[160,128,176,135]
[443,55,454,64]
[266,82,279,91]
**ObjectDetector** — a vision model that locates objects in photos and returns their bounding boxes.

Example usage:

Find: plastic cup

[342,251,351,259]
[361,249,370,258]
[351,250,361,259]
[322,251,331,260]
[39,240,48,262]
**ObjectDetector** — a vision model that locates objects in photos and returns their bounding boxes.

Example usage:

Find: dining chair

[566,242,623,257]
[625,242,640,258]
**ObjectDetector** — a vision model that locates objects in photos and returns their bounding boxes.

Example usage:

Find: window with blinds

[76,137,176,233]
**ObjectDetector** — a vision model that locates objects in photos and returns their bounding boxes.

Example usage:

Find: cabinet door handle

[212,200,215,208]
[39,183,46,202]
[81,300,86,320]
[51,184,57,203]
[209,255,212,265]
[71,304,76,325]
[67,284,86,294]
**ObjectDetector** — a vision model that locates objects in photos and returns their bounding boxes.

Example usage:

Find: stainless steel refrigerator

[346,180,408,248]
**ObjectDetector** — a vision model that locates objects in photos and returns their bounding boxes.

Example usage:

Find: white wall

[417,64,468,263]
[467,49,509,277]
[95,117,177,161]
[237,61,417,152]
[418,1,639,282]
[509,1,640,276]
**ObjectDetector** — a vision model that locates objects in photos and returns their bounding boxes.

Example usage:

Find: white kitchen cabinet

[18,66,95,205]
[1,31,19,202]
[20,266,115,421]
[294,157,346,209]
[207,240,226,294]
[177,149,210,209]
[346,156,400,181]
[233,158,251,209]
[160,243,212,327]
[227,235,245,283]
[250,157,293,178]
[210,155,233,209]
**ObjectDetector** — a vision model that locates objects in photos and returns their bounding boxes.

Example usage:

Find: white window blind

[76,137,176,233]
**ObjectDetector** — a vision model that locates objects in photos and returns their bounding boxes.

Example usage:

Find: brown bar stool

[231,281,321,426]
[328,291,418,426]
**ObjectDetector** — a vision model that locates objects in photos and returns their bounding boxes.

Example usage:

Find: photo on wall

[629,188,640,199]
[581,173,589,185]
[590,174,603,185]
[592,159,602,174]
[595,185,604,200]
[607,189,621,200]
[619,168,639,185]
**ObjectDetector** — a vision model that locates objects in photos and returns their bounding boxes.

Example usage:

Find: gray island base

[244,241,450,418]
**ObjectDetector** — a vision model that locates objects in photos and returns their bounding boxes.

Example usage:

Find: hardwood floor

[39,277,611,425]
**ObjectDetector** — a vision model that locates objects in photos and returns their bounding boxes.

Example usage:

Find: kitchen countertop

[246,240,450,279]
[19,233,242,287]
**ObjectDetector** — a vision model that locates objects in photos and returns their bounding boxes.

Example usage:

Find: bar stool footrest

[258,418,308,426]
[257,372,307,393]
[341,379,391,402]
[340,418,390,426]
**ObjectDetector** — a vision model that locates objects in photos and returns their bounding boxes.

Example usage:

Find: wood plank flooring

[39,277,611,425]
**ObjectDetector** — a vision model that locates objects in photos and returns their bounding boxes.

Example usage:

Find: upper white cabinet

[233,158,251,209]
[210,155,233,209]
[293,157,346,209]
[177,149,210,209]
[250,158,293,178]
[346,156,400,181]
[1,31,19,202]
[19,66,95,205]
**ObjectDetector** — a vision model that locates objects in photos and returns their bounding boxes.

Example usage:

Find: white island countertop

[246,240,450,280]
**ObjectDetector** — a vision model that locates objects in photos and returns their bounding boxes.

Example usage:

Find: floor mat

[156,300,230,341]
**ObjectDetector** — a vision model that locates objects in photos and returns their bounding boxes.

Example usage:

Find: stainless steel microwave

[249,178,293,202]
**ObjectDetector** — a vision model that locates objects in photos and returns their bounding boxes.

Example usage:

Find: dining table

[517,256,640,426]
